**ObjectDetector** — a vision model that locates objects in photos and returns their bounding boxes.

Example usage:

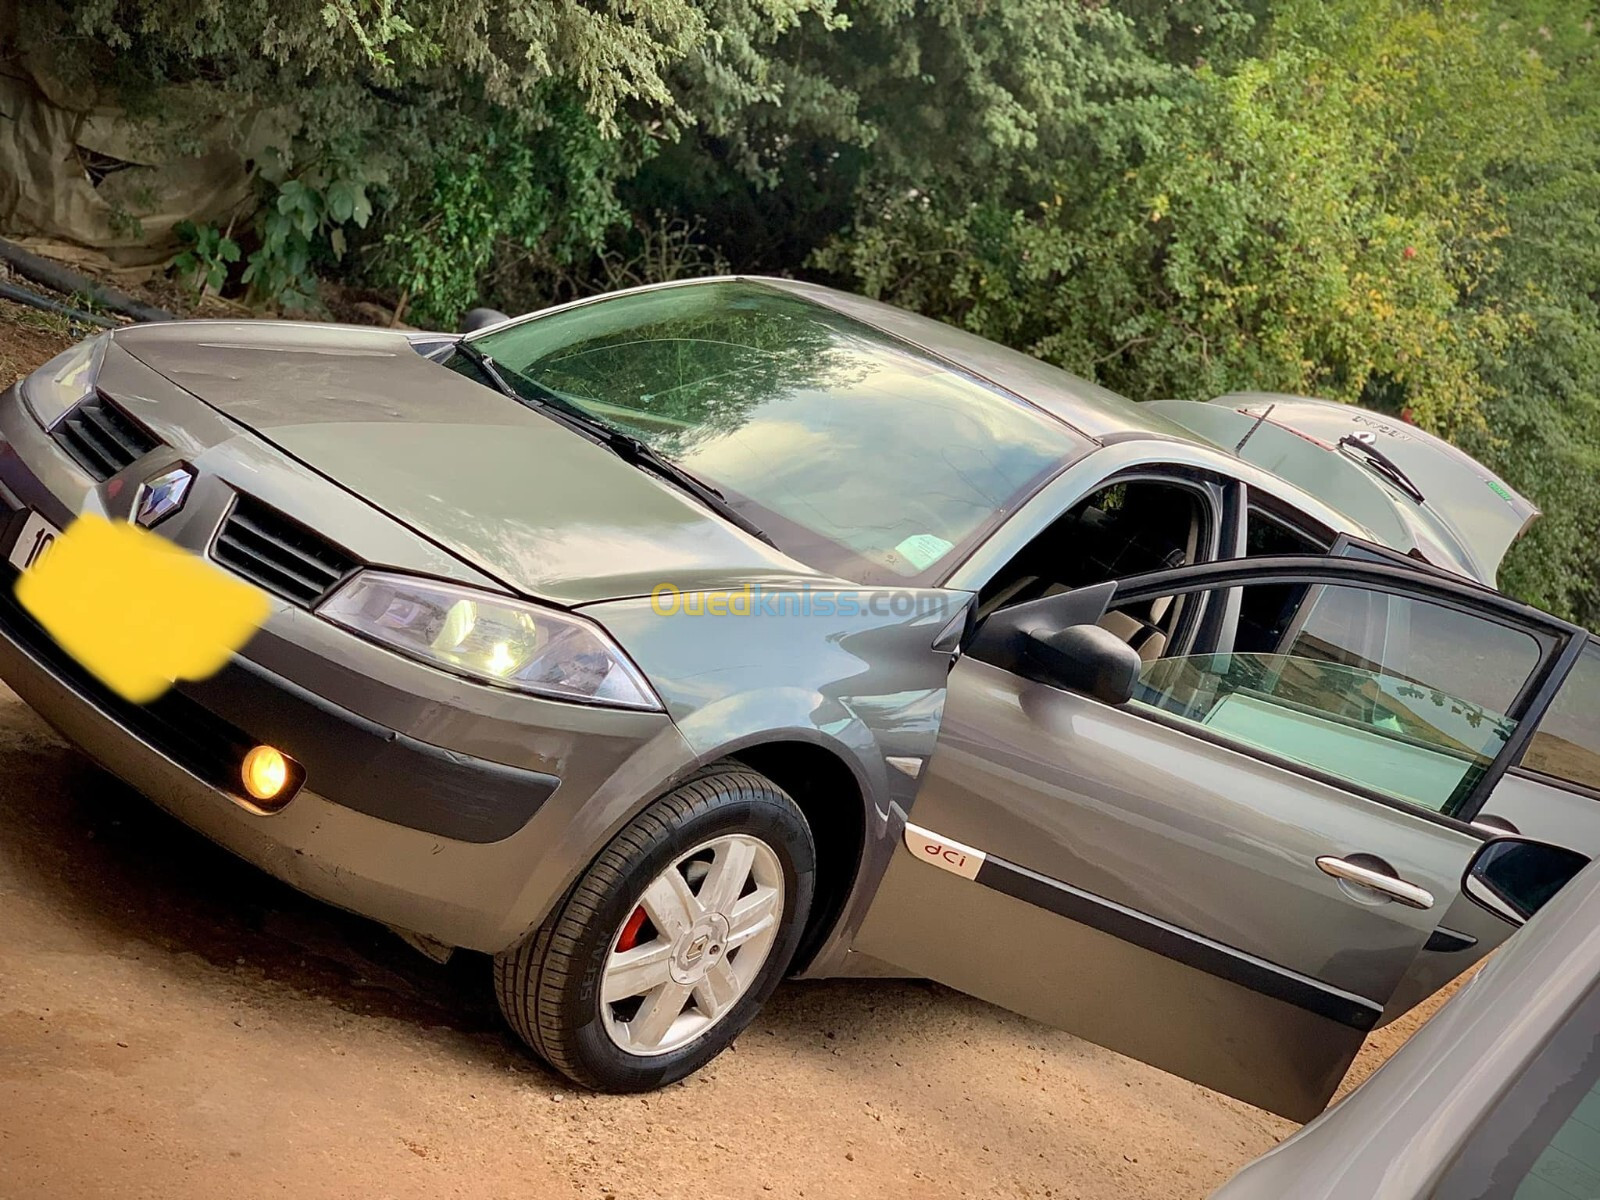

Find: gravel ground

[0,306,1458,1199]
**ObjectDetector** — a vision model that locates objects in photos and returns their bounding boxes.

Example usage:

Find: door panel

[1384,770,1600,1020]
[1380,889,1509,1024]
[857,845,1368,1121]
[1484,772,1600,860]
[861,657,1485,1001]
[853,556,1583,1120]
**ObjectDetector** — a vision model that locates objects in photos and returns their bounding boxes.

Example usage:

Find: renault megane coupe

[4,277,1600,1118]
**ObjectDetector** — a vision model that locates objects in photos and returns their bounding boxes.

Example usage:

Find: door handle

[1316,856,1435,910]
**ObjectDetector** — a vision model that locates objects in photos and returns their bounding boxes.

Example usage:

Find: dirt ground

[0,301,1458,1199]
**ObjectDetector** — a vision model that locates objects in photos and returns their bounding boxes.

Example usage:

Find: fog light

[241,744,291,802]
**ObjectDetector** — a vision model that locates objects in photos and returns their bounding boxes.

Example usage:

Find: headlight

[21,334,108,428]
[317,571,661,710]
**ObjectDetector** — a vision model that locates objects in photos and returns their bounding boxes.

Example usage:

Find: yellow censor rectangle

[14,513,270,703]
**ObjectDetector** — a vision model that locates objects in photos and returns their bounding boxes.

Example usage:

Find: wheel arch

[725,738,870,974]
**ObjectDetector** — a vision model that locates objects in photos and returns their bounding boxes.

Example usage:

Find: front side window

[1128,581,1542,814]
[976,477,1211,622]
[1521,642,1600,793]
[455,282,1088,586]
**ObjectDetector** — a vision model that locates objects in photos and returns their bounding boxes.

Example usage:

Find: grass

[0,297,84,386]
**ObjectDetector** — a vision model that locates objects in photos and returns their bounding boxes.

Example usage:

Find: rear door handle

[1316,856,1435,910]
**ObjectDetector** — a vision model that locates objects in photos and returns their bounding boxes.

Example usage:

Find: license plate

[6,510,64,573]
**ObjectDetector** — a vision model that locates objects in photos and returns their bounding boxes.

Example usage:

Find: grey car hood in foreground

[111,321,817,607]
[1214,858,1600,1198]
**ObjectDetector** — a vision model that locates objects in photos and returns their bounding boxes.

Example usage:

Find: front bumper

[0,369,700,953]
[0,600,514,949]
[0,557,559,844]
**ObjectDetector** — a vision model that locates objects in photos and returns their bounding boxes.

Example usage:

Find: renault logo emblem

[134,464,195,528]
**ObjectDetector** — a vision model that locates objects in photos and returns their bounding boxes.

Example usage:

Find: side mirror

[1464,836,1590,926]
[1022,623,1141,706]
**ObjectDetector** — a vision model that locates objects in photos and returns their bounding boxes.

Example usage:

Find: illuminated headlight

[21,334,109,428]
[317,571,661,710]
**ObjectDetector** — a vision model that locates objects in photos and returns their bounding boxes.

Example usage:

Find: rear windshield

[458,281,1087,586]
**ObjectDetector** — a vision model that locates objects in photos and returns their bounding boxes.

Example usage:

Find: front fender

[570,588,967,964]
[587,586,964,785]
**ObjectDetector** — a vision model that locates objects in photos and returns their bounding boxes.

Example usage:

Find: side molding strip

[902,820,1383,1032]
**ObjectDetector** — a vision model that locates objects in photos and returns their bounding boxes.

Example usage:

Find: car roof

[759,279,1531,583]
[480,277,1519,583]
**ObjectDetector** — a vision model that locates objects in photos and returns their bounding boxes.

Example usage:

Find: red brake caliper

[616,905,648,952]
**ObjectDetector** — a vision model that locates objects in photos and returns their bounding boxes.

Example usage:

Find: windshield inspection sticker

[891,533,955,574]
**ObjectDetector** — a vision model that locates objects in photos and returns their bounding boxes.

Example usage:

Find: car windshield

[456,281,1087,585]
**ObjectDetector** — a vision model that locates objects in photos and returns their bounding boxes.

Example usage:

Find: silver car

[2,276,1599,1112]
[1216,834,1596,1197]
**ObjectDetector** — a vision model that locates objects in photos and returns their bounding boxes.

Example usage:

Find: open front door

[852,556,1583,1120]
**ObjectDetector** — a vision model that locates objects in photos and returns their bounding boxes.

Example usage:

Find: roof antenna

[1234,403,1275,454]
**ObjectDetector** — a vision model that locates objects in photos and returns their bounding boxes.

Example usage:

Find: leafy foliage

[10,0,1600,623]
[372,96,634,327]
[13,0,835,314]
[240,156,378,309]
[171,220,240,296]
[1457,1,1600,625]
[817,1,1542,435]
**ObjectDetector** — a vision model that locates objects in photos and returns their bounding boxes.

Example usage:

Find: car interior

[1232,510,1327,651]
[976,478,1212,661]
[966,469,1534,816]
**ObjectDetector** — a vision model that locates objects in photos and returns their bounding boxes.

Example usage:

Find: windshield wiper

[452,338,521,400]
[1338,432,1426,505]
[453,339,775,547]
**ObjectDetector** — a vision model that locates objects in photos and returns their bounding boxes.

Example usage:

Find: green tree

[1460,1,1600,625]
[819,0,1550,437]
[10,0,836,317]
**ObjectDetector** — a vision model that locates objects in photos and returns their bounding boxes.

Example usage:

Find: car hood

[112,321,816,607]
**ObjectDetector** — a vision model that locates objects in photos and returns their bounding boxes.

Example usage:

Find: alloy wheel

[599,834,785,1056]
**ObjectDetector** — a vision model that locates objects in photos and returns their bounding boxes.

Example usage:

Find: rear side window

[1237,509,1328,649]
[1245,509,1327,557]
[1522,642,1600,793]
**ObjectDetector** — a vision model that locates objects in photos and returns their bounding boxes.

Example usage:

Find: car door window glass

[1521,642,1600,793]
[1245,510,1326,558]
[1128,582,1542,814]
[1237,509,1324,648]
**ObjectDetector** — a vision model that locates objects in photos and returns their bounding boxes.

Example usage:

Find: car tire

[494,763,816,1092]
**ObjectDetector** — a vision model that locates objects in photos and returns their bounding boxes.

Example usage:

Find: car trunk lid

[1147,393,1539,584]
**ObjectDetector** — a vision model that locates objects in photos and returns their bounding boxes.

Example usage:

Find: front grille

[52,390,161,479]
[213,494,358,607]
